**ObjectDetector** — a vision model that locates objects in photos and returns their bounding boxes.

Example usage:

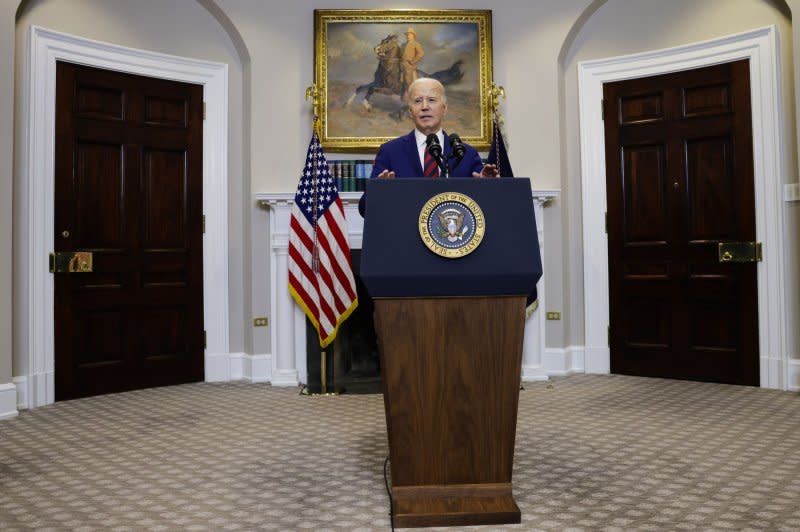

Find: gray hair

[406,78,447,104]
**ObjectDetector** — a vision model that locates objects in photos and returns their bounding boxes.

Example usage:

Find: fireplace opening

[305,249,381,394]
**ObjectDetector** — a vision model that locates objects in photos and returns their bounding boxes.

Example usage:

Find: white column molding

[21,26,229,407]
[522,190,559,381]
[578,25,789,389]
[227,353,272,383]
[259,194,300,385]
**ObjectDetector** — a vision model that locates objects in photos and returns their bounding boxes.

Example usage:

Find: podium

[361,178,542,528]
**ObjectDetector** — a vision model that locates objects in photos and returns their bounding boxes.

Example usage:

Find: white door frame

[578,26,788,389]
[19,26,230,407]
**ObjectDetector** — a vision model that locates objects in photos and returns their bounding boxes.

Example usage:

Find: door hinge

[605,212,608,233]
[608,325,611,346]
[601,99,605,120]
[203,330,207,349]
[203,102,207,120]
[202,215,206,234]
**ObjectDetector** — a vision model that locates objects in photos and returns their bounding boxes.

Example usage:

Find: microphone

[426,133,449,176]
[426,133,443,159]
[449,133,466,162]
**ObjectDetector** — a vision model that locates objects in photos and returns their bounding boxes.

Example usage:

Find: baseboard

[584,345,611,374]
[205,352,231,382]
[229,352,272,383]
[543,346,585,376]
[19,371,53,409]
[245,354,272,383]
[0,382,19,420]
[759,354,785,389]
[206,352,273,383]
[521,365,548,382]
[229,352,244,380]
[271,368,300,387]
[13,376,27,410]
[788,358,800,392]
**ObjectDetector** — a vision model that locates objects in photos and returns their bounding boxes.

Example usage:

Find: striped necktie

[423,149,439,178]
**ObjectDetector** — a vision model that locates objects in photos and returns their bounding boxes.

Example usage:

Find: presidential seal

[418,192,486,258]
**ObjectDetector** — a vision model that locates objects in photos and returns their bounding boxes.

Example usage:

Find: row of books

[327,160,374,192]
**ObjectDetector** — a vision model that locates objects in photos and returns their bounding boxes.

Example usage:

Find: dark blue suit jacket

[359,131,484,216]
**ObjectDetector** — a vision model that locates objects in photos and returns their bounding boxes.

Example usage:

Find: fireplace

[305,249,381,394]
[257,189,558,387]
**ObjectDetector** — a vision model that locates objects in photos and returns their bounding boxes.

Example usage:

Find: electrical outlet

[546,311,561,320]
[253,317,269,327]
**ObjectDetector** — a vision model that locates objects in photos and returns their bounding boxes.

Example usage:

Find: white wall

[0,0,16,387]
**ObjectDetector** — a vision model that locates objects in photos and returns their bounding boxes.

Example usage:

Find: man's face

[408,81,447,135]
[405,32,415,42]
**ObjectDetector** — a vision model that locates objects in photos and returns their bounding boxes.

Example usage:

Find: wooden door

[54,62,204,400]
[604,60,759,385]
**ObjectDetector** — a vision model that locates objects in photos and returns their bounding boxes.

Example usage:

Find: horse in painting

[345,34,465,113]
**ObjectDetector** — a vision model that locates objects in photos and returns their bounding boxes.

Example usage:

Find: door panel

[686,137,735,239]
[55,62,204,400]
[75,142,125,246]
[604,60,758,385]
[623,144,668,244]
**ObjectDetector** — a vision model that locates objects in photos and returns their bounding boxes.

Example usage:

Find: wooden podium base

[392,483,521,528]
[375,296,526,529]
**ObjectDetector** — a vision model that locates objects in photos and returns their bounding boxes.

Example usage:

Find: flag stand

[320,350,327,394]
[299,348,340,397]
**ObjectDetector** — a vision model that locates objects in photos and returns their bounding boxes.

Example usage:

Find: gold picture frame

[314,9,494,152]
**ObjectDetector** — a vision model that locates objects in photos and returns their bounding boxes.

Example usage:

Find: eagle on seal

[438,210,466,242]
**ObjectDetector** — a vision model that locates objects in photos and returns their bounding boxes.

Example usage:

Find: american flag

[288,131,358,347]
[487,115,514,178]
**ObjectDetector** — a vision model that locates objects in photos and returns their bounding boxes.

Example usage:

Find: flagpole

[288,85,358,395]
[489,83,506,168]
[308,93,328,392]
[490,83,525,391]
[321,350,327,394]
[305,85,321,274]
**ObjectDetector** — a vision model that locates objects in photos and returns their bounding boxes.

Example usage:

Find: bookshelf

[327,159,373,192]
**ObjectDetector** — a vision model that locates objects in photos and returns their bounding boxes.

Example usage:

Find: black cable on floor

[383,455,394,531]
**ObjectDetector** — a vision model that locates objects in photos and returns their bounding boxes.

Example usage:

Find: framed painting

[314,9,493,152]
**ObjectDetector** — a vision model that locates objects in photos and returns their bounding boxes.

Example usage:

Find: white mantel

[256,189,559,386]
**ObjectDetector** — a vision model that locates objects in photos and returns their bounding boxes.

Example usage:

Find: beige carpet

[1,374,799,531]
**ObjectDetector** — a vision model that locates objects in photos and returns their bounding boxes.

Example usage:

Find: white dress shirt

[414,129,444,172]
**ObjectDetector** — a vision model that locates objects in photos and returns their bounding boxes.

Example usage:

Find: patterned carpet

[1,374,799,531]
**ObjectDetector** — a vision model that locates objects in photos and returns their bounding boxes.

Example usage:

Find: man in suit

[401,27,425,100]
[359,77,499,216]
